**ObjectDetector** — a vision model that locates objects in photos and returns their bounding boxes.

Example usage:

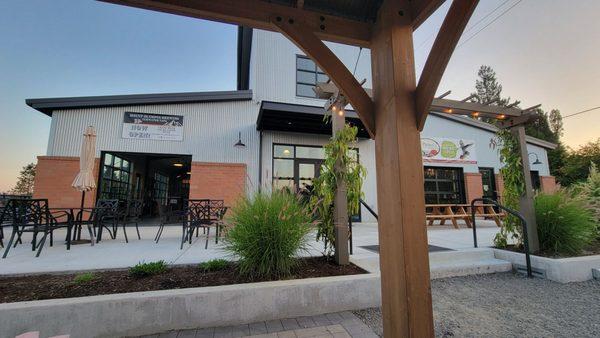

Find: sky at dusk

[1,0,599,192]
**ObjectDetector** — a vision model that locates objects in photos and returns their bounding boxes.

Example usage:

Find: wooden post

[370,0,434,336]
[510,125,540,253]
[332,104,349,265]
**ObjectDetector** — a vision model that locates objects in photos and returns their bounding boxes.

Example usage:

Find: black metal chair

[208,200,227,244]
[155,203,187,243]
[2,199,73,258]
[93,199,119,242]
[119,199,143,243]
[182,199,214,250]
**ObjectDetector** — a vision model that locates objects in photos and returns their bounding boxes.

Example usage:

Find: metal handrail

[470,198,532,278]
[359,198,378,220]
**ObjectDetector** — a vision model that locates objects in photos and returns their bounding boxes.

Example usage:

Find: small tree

[9,163,36,195]
[309,124,366,256]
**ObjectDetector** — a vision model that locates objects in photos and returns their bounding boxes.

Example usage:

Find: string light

[471,111,480,117]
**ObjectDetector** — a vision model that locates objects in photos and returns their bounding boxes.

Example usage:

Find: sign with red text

[122,112,183,141]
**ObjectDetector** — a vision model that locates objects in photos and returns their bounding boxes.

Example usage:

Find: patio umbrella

[71,126,97,242]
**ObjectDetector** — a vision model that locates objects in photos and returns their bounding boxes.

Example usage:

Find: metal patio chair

[93,199,119,242]
[154,203,187,243]
[208,200,228,244]
[2,199,73,258]
[182,199,214,250]
[119,199,143,243]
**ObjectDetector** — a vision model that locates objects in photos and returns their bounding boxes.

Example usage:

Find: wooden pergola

[100,1,481,336]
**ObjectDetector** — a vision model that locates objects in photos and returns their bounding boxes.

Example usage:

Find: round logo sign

[421,138,440,158]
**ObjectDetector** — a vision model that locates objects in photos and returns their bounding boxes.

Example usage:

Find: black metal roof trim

[26,90,253,116]
[237,26,253,91]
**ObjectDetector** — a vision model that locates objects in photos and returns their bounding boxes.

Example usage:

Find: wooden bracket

[415,0,478,131]
[273,16,376,137]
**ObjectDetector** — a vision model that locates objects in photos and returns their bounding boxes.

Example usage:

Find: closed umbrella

[71,126,97,243]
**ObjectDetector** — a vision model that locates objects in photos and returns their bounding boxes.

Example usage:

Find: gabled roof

[26,90,253,117]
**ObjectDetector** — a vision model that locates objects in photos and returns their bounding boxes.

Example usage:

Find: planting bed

[500,239,600,258]
[0,257,365,303]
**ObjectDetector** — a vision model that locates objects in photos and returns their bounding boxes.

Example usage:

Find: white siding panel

[48,100,262,191]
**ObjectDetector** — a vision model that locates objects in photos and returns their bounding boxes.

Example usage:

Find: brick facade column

[495,174,505,203]
[540,176,557,193]
[464,172,483,203]
[188,162,247,207]
[33,156,100,208]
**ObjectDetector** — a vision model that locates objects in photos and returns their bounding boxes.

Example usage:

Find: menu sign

[421,137,477,164]
[122,112,183,141]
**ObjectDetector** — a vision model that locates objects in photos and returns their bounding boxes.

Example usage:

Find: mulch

[0,256,366,304]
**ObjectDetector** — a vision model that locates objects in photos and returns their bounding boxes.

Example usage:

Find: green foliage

[129,261,167,277]
[471,65,520,108]
[9,163,36,195]
[535,192,596,256]
[224,190,312,279]
[492,129,524,247]
[570,163,600,231]
[198,259,230,272]
[309,124,366,256]
[557,139,600,186]
[73,272,96,285]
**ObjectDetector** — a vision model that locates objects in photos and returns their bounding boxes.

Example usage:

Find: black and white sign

[122,112,184,141]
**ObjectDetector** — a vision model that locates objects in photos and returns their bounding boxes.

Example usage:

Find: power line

[563,106,600,119]
[458,0,523,48]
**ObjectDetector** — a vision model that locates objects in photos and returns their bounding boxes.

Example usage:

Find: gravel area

[354,272,600,337]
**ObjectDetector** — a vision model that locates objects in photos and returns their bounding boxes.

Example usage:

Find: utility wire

[458,0,523,48]
[416,0,510,51]
[563,106,600,119]
[352,47,362,76]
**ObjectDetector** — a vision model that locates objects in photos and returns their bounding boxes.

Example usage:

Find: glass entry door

[294,159,323,192]
[479,167,497,201]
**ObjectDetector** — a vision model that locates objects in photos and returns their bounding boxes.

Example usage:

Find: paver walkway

[138,311,378,338]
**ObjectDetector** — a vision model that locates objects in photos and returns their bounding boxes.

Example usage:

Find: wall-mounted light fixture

[234,131,246,148]
[173,163,183,167]
[528,152,542,165]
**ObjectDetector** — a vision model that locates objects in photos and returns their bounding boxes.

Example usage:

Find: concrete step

[351,248,512,279]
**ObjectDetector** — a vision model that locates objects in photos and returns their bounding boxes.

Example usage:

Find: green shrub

[571,163,600,236]
[224,190,312,279]
[198,259,230,272]
[73,272,96,285]
[129,261,167,277]
[535,192,596,256]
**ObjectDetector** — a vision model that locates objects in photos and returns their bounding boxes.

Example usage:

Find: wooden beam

[371,0,433,336]
[273,17,376,138]
[410,0,446,30]
[99,0,372,47]
[415,0,478,131]
[430,98,522,117]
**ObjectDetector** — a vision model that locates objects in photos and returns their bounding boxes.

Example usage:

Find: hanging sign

[421,137,477,164]
[122,112,184,141]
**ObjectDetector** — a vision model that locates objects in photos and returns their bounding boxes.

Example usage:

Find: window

[423,167,465,204]
[296,55,329,98]
[154,172,169,205]
[530,171,541,191]
[100,153,132,201]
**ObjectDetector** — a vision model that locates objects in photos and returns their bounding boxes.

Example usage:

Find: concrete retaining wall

[0,273,380,338]
[494,249,600,283]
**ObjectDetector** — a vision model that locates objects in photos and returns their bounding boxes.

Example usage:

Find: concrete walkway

[0,220,502,275]
[137,311,378,338]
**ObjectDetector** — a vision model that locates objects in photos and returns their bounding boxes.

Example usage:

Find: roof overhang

[26,90,253,116]
[257,101,371,138]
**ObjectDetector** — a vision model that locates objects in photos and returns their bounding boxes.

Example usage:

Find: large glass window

[423,167,465,204]
[154,172,169,205]
[296,55,329,98]
[100,153,132,201]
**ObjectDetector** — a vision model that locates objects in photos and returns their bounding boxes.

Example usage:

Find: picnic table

[426,203,504,229]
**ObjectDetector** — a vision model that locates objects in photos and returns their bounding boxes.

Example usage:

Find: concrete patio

[0,219,503,275]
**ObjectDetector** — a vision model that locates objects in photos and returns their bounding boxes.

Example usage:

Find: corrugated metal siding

[48,100,262,191]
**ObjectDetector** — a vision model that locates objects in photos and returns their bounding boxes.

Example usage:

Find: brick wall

[495,175,504,203]
[464,172,483,203]
[189,162,247,207]
[540,176,557,193]
[33,156,100,208]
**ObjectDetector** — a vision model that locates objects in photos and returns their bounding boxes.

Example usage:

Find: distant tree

[559,139,600,186]
[9,163,36,195]
[548,109,563,139]
[471,65,520,107]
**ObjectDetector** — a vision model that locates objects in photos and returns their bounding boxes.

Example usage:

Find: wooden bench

[426,204,504,229]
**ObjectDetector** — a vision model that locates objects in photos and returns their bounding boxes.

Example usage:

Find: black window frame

[99,152,132,201]
[295,55,329,98]
[423,166,466,205]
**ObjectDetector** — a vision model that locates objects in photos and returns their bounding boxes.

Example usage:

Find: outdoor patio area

[0,219,502,275]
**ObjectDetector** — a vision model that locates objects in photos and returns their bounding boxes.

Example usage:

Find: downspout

[258,130,263,192]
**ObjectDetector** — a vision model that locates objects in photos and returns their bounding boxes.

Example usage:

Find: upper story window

[296,55,329,98]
